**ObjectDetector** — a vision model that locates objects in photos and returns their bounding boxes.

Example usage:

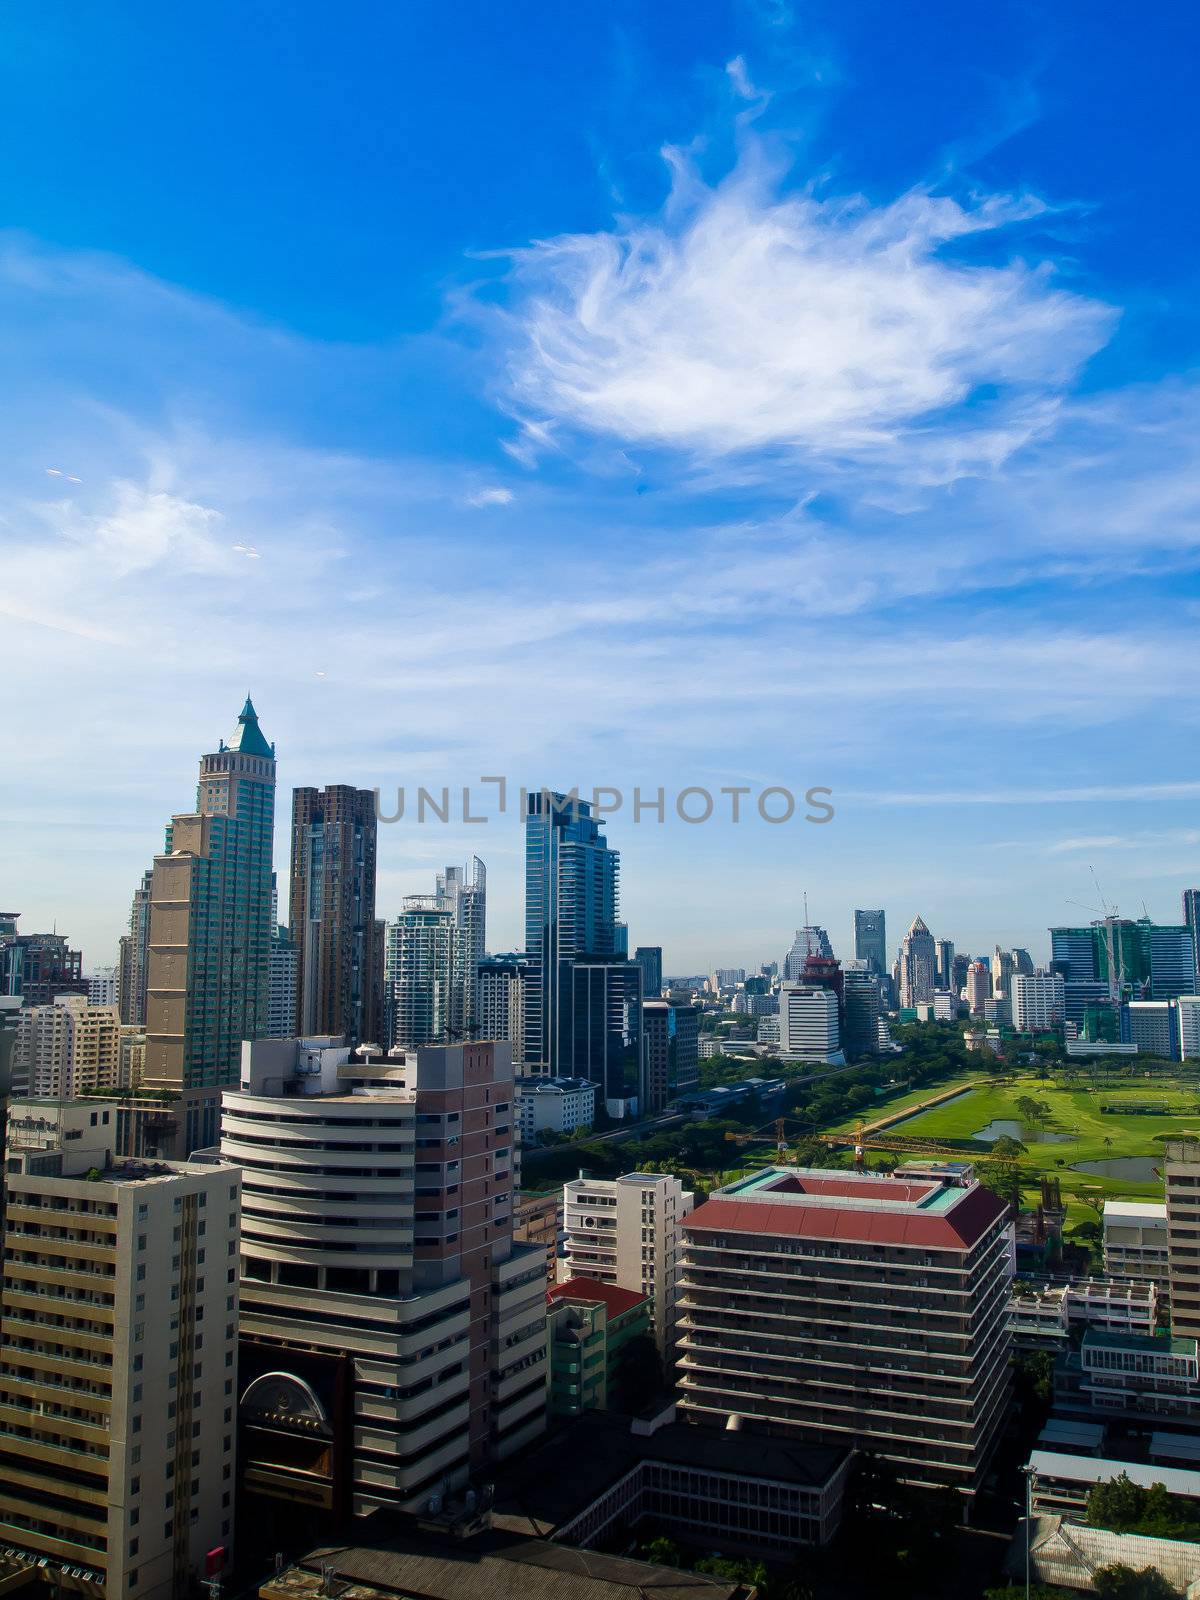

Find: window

[128,1540,138,1557]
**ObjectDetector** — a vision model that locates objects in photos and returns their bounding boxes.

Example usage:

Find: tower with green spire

[145,697,277,1150]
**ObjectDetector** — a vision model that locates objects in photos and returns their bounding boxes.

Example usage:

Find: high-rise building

[841,963,882,1060]
[266,922,298,1038]
[437,859,486,1035]
[568,957,644,1117]
[1126,1000,1177,1057]
[1050,917,1197,1002]
[676,1165,1012,1493]
[385,897,455,1048]
[223,1037,546,1518]
[634,946,663,999]
[1012,948,1035,977]
[477,953,528,1064]
[1011,973,1066,1031]
[562,1171,694,1357]
[1178,995,1200,1061]
[0,920,86,1006]
[951,952,971,994]
[523,791,620,1071]
[777,984,842,1063]
[118,869,154,1026]
[1166,1142,1200,1342]
[991,946,1014,999]
[642,998,700,1112]
[896,916,937,1008]
[289,786,382,1047]
[13,995,123,1097]
[1184,891,1200,988]
[782,927,834,982]
[853,910,886,978]
[966,960,990,1014]
[144,697,276,1152]
[0,1097,239,1600]
[935,939,955,991]
[87,967,118,1006]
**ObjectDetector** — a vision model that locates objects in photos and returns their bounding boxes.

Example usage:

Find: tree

[1087,1473,1151,1533]
[643,1536,683,1567]
[993,1133,1028,1158]
[1092,1564,1179,1600]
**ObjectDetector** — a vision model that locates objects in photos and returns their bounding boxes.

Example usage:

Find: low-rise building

[1104,1199,1170,1296]
[546,1278,652,1416]
[1010,1279,1158,1351]
[1055,1328,1200,1426]
[515,1074,596,1141]
[1027,1449,1200,1520]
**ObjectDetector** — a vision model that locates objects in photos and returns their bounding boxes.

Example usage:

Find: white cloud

[725,55,761,101]
[466,486,515,507]
[499,147,1115,480]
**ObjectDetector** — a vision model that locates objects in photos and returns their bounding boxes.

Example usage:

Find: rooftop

[549,1278,648,1318]
[1103,1199,1168,1222]
[1030,1450,1200,1496]
[1083,1328,1198,1356]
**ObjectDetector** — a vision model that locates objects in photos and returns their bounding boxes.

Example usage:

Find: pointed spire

[225,695,274,758]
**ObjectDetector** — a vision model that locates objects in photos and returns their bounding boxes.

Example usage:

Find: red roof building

[677,1165,1013,1496]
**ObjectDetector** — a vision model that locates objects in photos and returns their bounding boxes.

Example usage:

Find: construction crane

[817,1121,1010,1170]
[723,1116,790,1158]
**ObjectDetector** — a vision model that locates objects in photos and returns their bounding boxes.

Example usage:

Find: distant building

[841,962,882,1060]
[478,952,529,1062]
[966,961,990,1014]
[1127,999,1177,1057]
[642,998,699,1112]
[516,1074,596,1141]
[991,946,1014,999]
[437,858,486,1036]
[1179,995,1200,1060]
[0,921,86,1006]
[777,983,842,1063]
[385,896,454,1047]
[117,868,153,1025]
[897,916,937,1008]
[783,927,833,982]
[86,966,118,1006]
[266,922,298,1038]
[1167,1142,1200,1342]
[1050,917,1197,1001]
[853,909,887,977]
[568,957,644,1118]
[1185,890,1200,988]
[935,939,955,991]
[546,1278,652,1415]
[1012,972,1066,1031]
[514,1191,560,1287]
[13,995,123,1098]
[634,946,663,999]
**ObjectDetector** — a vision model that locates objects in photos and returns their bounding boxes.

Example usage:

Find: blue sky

[4,0,1200,974]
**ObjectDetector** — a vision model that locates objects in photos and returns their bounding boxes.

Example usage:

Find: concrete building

[1104,1199,1170,1296]
[1055,1327,1200,1426]
[1167,1142,1200,1342]
[266,922,298,1039]
[853,909,886,977]
[222,1037,545,1520]
[513,1191,560,1288]
[436,860,486,1037]
[289,786,382,1047]
[641,998,699,1113]
[991,946,1014,999]
[1009,1280,1158,1351]
[777,983,842,1063]
[562,1173,694,1358]
[87,968,118,1007]
[633,947,662,999]
[118,869,154,1027]
[567,958,643,1118]
[0,1097,239,1600]
[0,923,86,1007]
[546,1278,652,1416]
[677,1165,1013,1494]
[144,697,276,1152]
[1179,995,1200,1060]
[1128,999,1177,1058]
[477,953,528,1065]
[966,960,990,1014]
[782,927,833,982]
[515,1074,596,1141]
[13,995,123,1098]
[1012,972,1066,1031]
[896,916,937,1008]
[385,897,454,1048]
[935,939,955,991]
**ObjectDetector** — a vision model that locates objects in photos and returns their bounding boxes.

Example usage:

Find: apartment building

[676,1165,1013,1494]
[13,996,123,1099]
[546,1278,652,1416]
[562,1172,694,1358]
[221,1037,545,1522]
[1166,1142,1200,1340]
[1104,1199,1170,1297]
[0,1098,239,1600]
[1011,973,1066,1031]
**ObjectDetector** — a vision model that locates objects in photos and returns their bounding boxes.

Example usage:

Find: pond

[1071,1155,1162,1183]
[972,1118,1071,1145]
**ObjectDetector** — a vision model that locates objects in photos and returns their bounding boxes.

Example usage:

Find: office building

[777,983,841,1064]
[782,927,833,982]
[1179,995,1200,1060]
[568,958,643,1117]
[1168,1142,1200,1342]
[477,953,528,1064]
[1128,999,1177,1058]
[0,1097,239,1600]
[117,869,153,1026]
[841,963,881,1060]
[385,897,454,1048]
[562,1172,694,1358]
[1050,917,1197,1001]
[266,922,298,1039]
[641,998,699,1112]
[1054,1328,1200,1427]
[951,952,971,993]
[12,995,123,1098]
[1011,972,1066,1031]
[87,967,118,1007]
[437,859,486,1036]
[634,946,663,999]
[935,939,954,991]
[0,922,86,1006]
[1185,891,1200,988]
[223,1037,545,1518]
[897,916,937,1008]
[144,697,276,1152]
[546,1279,652,1416]
[991,946,1014,999]
[289,786,382,1047]
[515,1074,596,1141]
[676,1165,1012,1493]
[966,960,990,1014]
[1104,1199,1169,1296]
[853,910,886,977]
[523,791,620,1072]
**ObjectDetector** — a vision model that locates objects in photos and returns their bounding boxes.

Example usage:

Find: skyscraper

[0,921,86,1005]
[642,997,700,1111]
[1185,891,1200,988]
[966,960,990,1014]
[289,785,382,1046]
[777,984,842,1062]
[385,896,455,1047]
[523,791,620,1070]
[782,926,834,981]
[477,952,529,1064]
[635,946,663,998]
[437,858,487,1034]
[568,957,644,1115]
[853,910,887,977]
[841,962,883,1060]
[935,938,955,991]
[13,995,123,1097]
[117,868,153,1026]
[897,916,937,1008]
[1049,917,1197,1002]
[144,696,276,1151]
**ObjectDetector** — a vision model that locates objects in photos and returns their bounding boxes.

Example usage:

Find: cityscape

[6,4,1200,1599]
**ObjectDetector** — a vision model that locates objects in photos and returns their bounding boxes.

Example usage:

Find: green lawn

[881,1075,1200,1211]
[826,1069,981,1134]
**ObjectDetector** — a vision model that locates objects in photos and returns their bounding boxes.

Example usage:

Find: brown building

[514,1190,560,1287]
[677,1164,1012,1495]
[289,786,382,1047]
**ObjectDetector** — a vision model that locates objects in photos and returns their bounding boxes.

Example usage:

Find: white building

[265,925,297,1038]
[562,1171,694,1357]
[0,1098,239,1600]
[477,954,528,1067]
[13,994,123,1098]
[777,983,842,1064]
[1104,1199,1169,1295]
[932,990,958,1020]
[86,966,118,1006]
[1012,973,1066,1031]
[1178,995,1200,1060]
[516,1074,596,1141]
